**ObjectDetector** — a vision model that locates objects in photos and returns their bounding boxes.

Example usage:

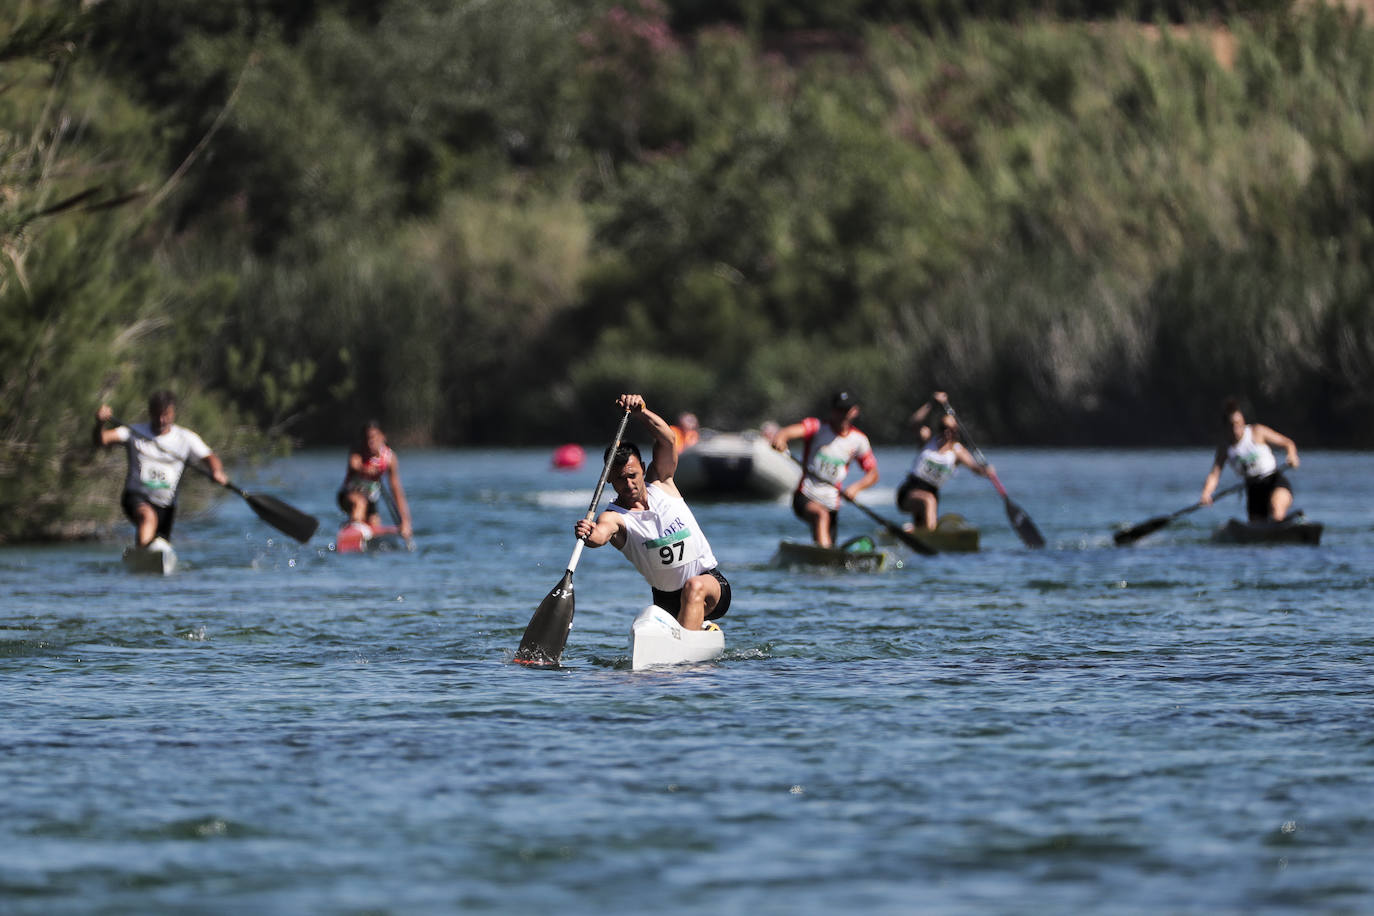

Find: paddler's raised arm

[619,393,678,483]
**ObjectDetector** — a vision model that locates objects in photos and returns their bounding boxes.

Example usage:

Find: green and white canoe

[873,513,980,553]
[770,538,894,571]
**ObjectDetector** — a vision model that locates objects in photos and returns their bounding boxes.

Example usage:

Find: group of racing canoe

[93,388,1303,637]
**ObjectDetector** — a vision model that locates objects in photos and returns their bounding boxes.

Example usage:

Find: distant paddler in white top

[573,394,730,631]
[1200,398,1300,521]
[337,420,412,541]
[93,391,228,547]
[897,391,992,530]
[771,390,879,548]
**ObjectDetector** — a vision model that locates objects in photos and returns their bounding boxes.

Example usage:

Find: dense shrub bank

[3,0,1373,539]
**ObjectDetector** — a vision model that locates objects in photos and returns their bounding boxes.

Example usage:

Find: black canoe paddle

[380,478,415,551]
[514,408,633,668]
[1113,464,1289,546]
[782,452,937,556]
[113,419,320,544]
[943,401,1046,549]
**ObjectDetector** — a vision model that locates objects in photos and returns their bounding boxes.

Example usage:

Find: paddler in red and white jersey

[574,394,731,631]
[896,391,992,530]
[770,390,879,548]
[93,391,228,547]
[337,420,413,541]
[1200,397,1300,521]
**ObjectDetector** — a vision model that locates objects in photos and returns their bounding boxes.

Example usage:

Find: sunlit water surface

[3,448,1372,912]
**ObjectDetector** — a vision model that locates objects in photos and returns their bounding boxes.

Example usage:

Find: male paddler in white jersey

[93,391,228,546]
[897,391,992,530]
[1200,397,1301,521]
[771,390,879,548]
[574,394,730,631]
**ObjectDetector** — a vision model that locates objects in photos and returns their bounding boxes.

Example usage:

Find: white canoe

[629,605,725,670]
[122,537,177,575]
[674,431,799,500]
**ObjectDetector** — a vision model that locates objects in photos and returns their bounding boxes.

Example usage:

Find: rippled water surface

[3,447,1373,912]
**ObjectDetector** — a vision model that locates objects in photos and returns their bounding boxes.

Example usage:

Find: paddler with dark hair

[337,420,413,542]
[897,391,992,530]
[573,394,730,631]
[93,391,228,546]
[1200,397,1300,521]
[770,390,879,548]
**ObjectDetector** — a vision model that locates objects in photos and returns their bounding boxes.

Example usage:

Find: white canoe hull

[122,537,176,575]
[629,606,725,670]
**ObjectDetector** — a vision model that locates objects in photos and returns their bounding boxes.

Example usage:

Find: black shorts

[337,487,380,516]
[1246,471,1293,520]
[121,491,175,540]
[896,474,939,510]
[792,491,839,538]
[652,567,731,621]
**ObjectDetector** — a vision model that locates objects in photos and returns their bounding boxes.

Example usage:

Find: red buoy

[552,443,585,470]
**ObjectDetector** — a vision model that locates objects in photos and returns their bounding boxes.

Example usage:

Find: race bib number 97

[645,529,693,567]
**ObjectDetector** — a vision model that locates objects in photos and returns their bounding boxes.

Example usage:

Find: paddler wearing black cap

[770,390,879,548]
[573,394,731,631]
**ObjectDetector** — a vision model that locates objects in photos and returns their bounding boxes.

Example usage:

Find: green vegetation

[3,0,1374,540]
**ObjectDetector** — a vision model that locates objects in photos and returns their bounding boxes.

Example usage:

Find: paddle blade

[1113,516,1170,546]
[514,570,575,667]
[1003,498,1046,548]
[244,492,320,544]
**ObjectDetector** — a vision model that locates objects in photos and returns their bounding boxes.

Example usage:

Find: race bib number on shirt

[644,528,693,567]
[809,454,846,485]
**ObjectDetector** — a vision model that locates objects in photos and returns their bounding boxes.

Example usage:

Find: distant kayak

[629,606,725,670]
[335,521,410,554]
[674,431,800,500]
[873,513,980,553]
[122,537,176,575]
[770,538,894,571]
[1212,513,1323,545]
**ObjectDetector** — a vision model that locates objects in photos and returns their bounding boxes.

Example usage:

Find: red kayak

[335,521,403,554]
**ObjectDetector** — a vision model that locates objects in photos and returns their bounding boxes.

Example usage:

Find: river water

[2,446,1371,912]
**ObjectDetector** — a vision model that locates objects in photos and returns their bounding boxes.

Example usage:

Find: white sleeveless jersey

[609,482,718,591]
[911,443,958,489]
[1227,425,1277,479]
[797,418,877,511]
[117,423,212,508]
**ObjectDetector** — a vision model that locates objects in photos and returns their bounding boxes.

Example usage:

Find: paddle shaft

[1115,463,1291,545]
[565,408,634,572]
[379,478,414,548]
[784,452,936,556]
[942,400,1046,548]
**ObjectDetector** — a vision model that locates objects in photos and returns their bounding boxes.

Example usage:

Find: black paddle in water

[1113,464,1288,546]
[943,402,1046,549]
[114,419,320,544]
[783,452,937,556]
[380,479,415,551]
[514,408,633,668]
